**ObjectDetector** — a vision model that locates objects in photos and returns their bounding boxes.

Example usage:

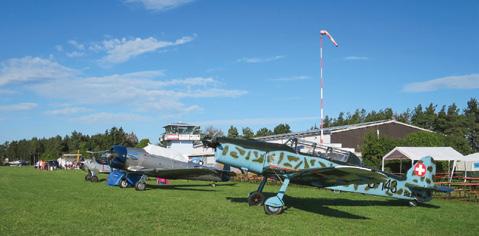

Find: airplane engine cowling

[109,145,128,169]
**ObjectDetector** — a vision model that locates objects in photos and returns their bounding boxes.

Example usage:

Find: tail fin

[406,156,436,188]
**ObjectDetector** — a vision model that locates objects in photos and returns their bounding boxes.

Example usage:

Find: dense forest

[1,98,478,168]
[0,127,139,164]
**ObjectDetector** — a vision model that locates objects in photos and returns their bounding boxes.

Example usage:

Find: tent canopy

[455,153,479,172]
[383,147,464,162]
[382,147,464,171]
[464,152,479,161]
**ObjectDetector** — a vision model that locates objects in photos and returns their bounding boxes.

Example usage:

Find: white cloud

[0,57,77,86]
[73,112,148,124]
[344,56,369,61]
[31,72,245,104]
[68,40,85,50]
[98,35,195,64]
[271,75,310,82]
[403,74,479,92]
[0,56,245,117]
[55,45,63,52]
[28,69,246,114]
[66,51,85,58]
[195,116,320,127]
[237,55,285,64]
[125,0,193,11]
[46,106,90,116]
[0,102,37,112]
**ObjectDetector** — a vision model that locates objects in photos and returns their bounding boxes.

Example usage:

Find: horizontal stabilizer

[291,166,388,187]
[434,185,454,193]
[405,183,454,193]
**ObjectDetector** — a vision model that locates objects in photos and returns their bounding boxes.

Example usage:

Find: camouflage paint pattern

[215,142,437,202]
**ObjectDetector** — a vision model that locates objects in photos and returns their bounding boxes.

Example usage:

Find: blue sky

[0,0,478,142]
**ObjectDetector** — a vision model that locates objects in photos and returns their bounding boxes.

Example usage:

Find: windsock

[320,30,338,47]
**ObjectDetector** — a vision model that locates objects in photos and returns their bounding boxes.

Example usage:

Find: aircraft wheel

[90,176,99,183]
[264,204,283,215]
[135,182,146,191]
[248,192,265,206]
[119,179,129,188]
[210,183,216,188]
[409,200,418,207]
[84,173,92,181]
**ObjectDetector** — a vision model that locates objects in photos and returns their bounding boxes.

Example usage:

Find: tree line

[0,127,139,164]
[1,98,477,167]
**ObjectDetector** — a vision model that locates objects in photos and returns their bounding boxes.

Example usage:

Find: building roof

[256,119,431,141]
[382,147,464,162]
[163,122,199,128]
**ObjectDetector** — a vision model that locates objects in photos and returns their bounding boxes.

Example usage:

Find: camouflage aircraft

[203,137,452,215]
[107,145,233,191]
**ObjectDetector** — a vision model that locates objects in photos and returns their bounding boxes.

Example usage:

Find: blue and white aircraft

[203,137,452,215]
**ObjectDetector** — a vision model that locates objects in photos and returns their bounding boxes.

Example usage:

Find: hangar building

[256,120,431,156]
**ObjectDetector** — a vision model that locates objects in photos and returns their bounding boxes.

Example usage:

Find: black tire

[119,179,129,188]
[90,176,99,183]
[135,182,146,191]
[264,204,283,215]
[248,192,265,206]
[84,173,92,181]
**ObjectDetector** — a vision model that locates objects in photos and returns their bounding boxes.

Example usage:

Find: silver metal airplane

[83,151,111,182]
[108,145,234,191]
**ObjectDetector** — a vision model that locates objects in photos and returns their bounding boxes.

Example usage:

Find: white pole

[319,30,338,144]
[320,34,324,144]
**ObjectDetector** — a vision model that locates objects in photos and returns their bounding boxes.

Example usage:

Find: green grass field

[0,167,477,235]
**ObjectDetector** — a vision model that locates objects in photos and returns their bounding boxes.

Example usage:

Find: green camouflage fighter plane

[203,137,452,215]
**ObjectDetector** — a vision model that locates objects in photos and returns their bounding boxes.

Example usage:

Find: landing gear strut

[248,176,268,206]
[263,177,290,215]
[134,175,148,191]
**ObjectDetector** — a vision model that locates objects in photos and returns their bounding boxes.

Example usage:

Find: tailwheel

[409,200,418,207]
[119,179,129,188]
[135,182,146,191]
[210,183,216,188]
[264,204,283,215]
[90,175,99,183]
[248,192,265,206]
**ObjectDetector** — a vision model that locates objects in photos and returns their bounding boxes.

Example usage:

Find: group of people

[36,160,56,171]
[36,159,81,171]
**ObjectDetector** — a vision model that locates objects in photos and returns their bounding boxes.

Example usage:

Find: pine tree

[227,126,239,138]
[242,127,255,139]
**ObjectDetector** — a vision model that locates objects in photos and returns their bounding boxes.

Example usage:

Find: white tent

[452,153,479,179]
[455,153,479,171]
[381,147,464,173]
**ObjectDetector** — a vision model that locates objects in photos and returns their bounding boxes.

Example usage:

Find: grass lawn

[0,167,477,235]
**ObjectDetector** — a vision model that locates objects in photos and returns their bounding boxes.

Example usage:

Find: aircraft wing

[285,166,388,187]
[126,166,222,179]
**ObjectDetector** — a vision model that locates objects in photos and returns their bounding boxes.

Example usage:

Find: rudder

[406,156,436,188]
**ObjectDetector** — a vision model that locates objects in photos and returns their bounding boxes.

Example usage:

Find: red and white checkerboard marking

[414,162,427,177]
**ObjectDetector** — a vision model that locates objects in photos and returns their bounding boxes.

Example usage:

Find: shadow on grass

[145,182,237,192]
[227,193,439,219]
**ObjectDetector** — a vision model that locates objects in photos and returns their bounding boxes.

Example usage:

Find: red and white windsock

[320,30,339,47]
[319,30,338,144]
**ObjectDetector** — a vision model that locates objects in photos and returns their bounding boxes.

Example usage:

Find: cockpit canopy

[284,138,363,166]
